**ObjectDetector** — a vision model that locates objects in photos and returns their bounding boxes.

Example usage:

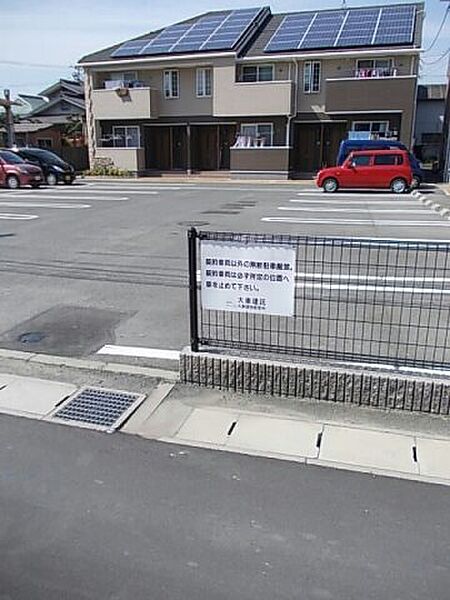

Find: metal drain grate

[50,386,146,432]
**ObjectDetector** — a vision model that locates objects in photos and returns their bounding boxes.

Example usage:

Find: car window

[352,155,371,166]
[374,154,397,166]
[0,150,25,164]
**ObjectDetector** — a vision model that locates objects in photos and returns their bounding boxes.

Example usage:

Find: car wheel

[390,178,408,194]
[46,173,58,186]
[411,176,421,189]
[323,177,339,193]
[6,175,20,190]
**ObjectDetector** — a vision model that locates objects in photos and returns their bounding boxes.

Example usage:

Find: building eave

[78,51,236,68]
[239,47,423,62]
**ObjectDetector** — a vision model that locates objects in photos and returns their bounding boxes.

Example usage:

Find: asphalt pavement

[0,179,448,365]
[1,413,450,600]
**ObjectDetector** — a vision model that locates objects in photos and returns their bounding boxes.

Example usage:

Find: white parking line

[297,192,414,198]
[0,213,38,220]
[296,272,450,283]
[278,206,428,214]
[39,189,158,196]
[289,199,420,205]
[0,202,90,209]
[0,194,128,201]
[262,217,450,227]
[296,282,450,294]
[97,344,180,360]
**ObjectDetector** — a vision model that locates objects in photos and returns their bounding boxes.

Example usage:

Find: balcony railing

[353,67,398,79]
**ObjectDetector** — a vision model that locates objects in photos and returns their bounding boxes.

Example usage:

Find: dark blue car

[337,140,423,188]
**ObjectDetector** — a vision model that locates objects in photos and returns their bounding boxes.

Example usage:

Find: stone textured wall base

[180,348,450,416]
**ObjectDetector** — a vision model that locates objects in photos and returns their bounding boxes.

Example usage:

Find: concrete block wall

[180,349,450,416]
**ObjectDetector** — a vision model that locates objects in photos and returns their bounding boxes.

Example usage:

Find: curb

[412,188,450,220]
[0,348,179,382]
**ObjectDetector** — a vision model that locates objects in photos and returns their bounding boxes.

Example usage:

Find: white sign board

[200,240,296,317]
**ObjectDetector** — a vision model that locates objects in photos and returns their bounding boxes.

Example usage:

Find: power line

[424,4,450,52]
[421,46,450,65]
[0,60,73,69]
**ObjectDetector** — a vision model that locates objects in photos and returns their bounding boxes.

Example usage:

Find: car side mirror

[348,161,356,169]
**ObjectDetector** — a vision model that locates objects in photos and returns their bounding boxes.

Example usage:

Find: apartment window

[164,70,179,98]
[356,59,394,78]
[303,61,321,93]
[242,64,274,82]
[352,121,390,138]
[104,71,137,89]
[240,123,273,146]
[196,68,212,97]
[112,126,140,148]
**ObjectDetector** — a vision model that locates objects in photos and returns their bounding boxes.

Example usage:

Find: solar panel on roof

[111,7,268,58]
[335,8,379,47]
[264,4,417,53]
[373,5,415,45]
[300,11,346,49]
[265,13,315,52]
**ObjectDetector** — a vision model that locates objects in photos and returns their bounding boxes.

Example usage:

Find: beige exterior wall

[92,87,159,120]
[95,147,145,172]
[213,59,293,117]
[93,66,213,117]
[296,55,416,114]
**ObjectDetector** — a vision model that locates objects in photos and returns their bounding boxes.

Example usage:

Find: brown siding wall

[230,147,290,172]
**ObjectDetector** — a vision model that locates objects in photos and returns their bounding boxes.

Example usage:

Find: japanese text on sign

[200,241,296,316]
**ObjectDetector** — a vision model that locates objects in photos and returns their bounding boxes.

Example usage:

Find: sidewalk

[1,360,450,487]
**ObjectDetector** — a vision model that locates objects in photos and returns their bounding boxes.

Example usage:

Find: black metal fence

[188,229,450,371]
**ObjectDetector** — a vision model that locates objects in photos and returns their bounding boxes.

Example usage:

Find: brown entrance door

[322,123,347,167]
[292,123,322,172]
[218,125,237,170]
[172,126,187,170]
[192,126,218,170]
[145,126,171,170]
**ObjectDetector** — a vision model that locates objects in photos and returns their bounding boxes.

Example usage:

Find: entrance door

[172,126,187,170]
[218,125,237,170]
[145,126,171,170]
[192,126,218,170]
[292,124,321,172]
[322,123,347,167]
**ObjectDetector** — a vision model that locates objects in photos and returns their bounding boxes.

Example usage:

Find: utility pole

[0,89,18,148]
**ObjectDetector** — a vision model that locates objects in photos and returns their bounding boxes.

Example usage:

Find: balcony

[325,75,416,114]
[92,86,159,120]
[213,81,294,117]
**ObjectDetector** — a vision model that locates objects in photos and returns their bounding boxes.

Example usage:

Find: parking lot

[0,179,448,363]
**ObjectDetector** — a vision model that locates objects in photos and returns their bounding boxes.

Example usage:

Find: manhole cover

[50,386,146,432]
[177,220,210,227]
[18,331,46,344]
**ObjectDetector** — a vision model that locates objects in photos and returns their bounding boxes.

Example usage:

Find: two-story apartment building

[79,2,423,178]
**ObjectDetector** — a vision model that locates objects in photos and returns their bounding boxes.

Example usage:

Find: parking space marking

[0,213,38,220]
[297,192,415,198]
[97,344,180,360]
[0,201,90,209]
[0,193,129,201]
[261,217,450,227]
[289,199,421,205]
[278,206,428,214]
[39,189,158,196]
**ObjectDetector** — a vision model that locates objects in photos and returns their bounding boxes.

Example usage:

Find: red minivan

[316,149,413,194]
[0,149,43,189]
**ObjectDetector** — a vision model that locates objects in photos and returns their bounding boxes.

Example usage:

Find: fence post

[188,227,199,353]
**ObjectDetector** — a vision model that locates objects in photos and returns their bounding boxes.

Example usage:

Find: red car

[0,149,43,189]
[316,149,413,194]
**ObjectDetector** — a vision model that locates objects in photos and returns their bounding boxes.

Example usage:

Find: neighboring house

[442,60,450,183]
[79,2,424,178]
[414,84,446,164]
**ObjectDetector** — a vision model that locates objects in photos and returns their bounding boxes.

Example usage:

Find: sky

[0,0,448,97]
